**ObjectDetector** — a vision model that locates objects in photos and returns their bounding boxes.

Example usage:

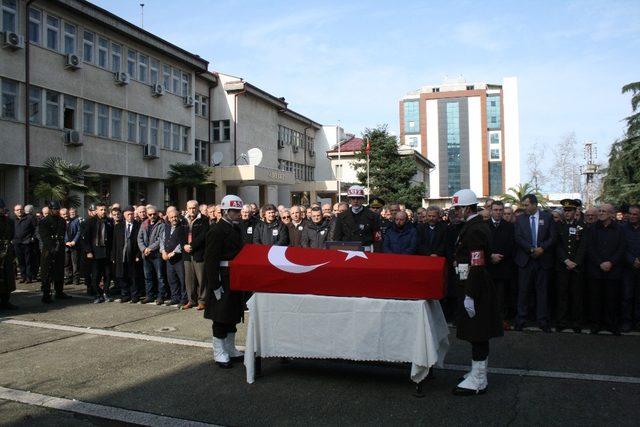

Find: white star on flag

[338,250,368,261]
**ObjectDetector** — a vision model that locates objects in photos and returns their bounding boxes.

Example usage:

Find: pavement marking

[3,318,640,385]
[0,386,219,427]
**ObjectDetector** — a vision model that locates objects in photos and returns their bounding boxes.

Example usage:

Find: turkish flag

[230,244,446,300]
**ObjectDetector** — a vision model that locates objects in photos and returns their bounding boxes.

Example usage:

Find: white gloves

[464,296,476,318]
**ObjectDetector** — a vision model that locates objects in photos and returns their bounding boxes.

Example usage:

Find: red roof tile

[327,136,364,153]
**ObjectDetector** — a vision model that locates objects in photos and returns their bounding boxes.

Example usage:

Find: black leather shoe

[0,301,19,310]
[55,292,73,300]
[42,294,53,304]
[452,386,487,396]
[514,324,523,332]
[120,297,131,303]
[573,328,582,334]
[131,297,140,304]
[141,297,154,304]
[541,326,552,333]
[215,361,233,369]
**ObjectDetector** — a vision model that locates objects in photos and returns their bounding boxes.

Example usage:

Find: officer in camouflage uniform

[38,201,72,303]
[0,199,17,310]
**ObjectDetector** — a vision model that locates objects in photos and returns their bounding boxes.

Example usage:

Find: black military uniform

[555,199,587,332]
[38,202,70,302]
[329,206,380,250]
[204,217,245,360]
[0,199,17,310]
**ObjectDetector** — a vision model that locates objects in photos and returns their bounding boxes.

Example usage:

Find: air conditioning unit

[292,145,299,153]
[184,95,194,107]
[2,31,24,50]
[65,53,81,70]
[114,72,130,86]
[143,144,159,159]
[151,83,164,97]
[278,139,284,149]
[64,130,82,146]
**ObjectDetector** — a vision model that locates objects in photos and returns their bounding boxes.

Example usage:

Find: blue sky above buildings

[94,0,639,188]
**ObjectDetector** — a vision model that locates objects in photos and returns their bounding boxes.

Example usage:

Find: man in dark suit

[83,203,114,303]
[487,201,516,328]
[417,206,446,256]
[112,206,141,303]
[183,200,209,310]
[514,194,557,332]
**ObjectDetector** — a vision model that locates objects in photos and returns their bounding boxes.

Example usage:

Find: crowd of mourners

[0,193,639,336]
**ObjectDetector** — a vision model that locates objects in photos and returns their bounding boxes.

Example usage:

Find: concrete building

[323,130,434,206]
[0,0,215,210]
[399,76,520,204]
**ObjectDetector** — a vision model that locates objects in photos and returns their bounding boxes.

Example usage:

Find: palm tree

[499,183,547,208]
[32,157,99,208]
[166,162,215,200]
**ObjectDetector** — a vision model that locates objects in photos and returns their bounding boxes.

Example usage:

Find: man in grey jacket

[137,205,166,304]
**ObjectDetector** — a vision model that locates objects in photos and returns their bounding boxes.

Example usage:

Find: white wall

[426,99,439,199]
[503,76,520,189]
[468,96,484,196]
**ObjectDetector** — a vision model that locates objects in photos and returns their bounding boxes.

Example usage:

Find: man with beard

[418,206,446,257]
[301,206,331,249]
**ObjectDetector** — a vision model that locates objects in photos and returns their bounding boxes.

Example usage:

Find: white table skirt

[243,293,450,384]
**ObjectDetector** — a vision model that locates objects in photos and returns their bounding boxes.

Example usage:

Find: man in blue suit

[514,194,557,332]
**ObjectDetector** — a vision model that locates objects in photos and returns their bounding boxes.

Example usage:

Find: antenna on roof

[140,3,145,29]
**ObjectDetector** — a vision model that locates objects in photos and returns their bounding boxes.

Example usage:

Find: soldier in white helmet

[451,189,502,396]
[204,195,246,368]
[328,185,380,251]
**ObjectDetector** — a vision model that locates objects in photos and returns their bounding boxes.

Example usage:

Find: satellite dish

[247,148,263,166]
[212,151,223,166]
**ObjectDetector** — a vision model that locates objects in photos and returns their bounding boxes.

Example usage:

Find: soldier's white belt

[220,261,229,267]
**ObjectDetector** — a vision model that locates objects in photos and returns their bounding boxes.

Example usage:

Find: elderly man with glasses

[137,205,167,304]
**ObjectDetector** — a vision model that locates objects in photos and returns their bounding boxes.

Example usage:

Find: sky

[93,0,640,190]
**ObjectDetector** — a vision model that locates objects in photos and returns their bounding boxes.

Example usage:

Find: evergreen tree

[601,81,640,205]
[353,125,425,209]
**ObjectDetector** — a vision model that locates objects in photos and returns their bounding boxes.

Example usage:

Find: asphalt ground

[1,282,640,426]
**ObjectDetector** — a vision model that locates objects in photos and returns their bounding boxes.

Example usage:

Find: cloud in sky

[92,0,639,188]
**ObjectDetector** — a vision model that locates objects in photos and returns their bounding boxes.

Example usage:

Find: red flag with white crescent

[230,244,446,300]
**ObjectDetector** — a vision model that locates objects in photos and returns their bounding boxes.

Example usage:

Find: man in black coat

[111,206,141,303]
[286,205,306,247]
[253,204,289,246]
[12,204,37,283]
[301,207,330,249]
[160,207,188,306]
[328,185,380,251]
[205,195,245,369]
[38,201,71,303]
[239,205,257,244]
[487,201,516,327]
[183,200,209,310]
[513,194,557,332]
[417,206,446,256]
[0,199,17,310]
[83,203,114,303]
[555,199,587,332]
[451,189,502,396]
[585,203,626,334]
[442,207,464,322]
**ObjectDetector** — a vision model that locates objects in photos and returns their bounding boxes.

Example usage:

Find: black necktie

[126,223,131,238]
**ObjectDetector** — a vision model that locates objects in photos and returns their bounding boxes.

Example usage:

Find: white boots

[225,333,244,360]
[213,337,231,369]
[213,334,243,368]
[453,360,488,395]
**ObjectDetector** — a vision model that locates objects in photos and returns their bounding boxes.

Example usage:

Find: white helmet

[347,185,366,198]
[220,195,243,210]
[451,189,478,207]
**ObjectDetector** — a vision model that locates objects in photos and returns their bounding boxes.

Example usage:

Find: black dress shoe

[131,297,140,304]
[0,301,19,310]
[55,292,73,300]
[215,361,233,369]
[514,324,523,332]
[120,297,131,303]
[452,386,487,396]
[141,297,154,304]
[590,329,600,335]
[541,326,552,333]
[42,295,53,304]
[573,328,582,334]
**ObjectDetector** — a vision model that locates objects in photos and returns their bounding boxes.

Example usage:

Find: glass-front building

[446,102,461,195]
[404,100,419,134]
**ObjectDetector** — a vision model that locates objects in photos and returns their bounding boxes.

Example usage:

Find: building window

[97,37,108,68]
[409,136,418,148]
[181,72,190,97]
[28,86,41,124]
[489,162,503,196]
[82,30,94,63]
[63,95,76,130]
[28,8,41,44]
[138,54,148,83]
[45,15,59,51]
[138,115,148,144]
[63,22,76,54]
[162,65,171,91]
[403,100,419,133]
[127,112,136,142]
[182,126,189,152]
[201,96,208,117]
[466,85,474,90]
[110,43,121,72]
[111,108,122,139]
[1,78,18,119]
[1,0,17,32]
[150,118,158,146]
[486,95,501,129]
[172,68,180,94]
[97,103,109,137]
[489,131,501,161]
[45,91,59,128]
[195,95,201,115]
[127,49,136,77]
[162,121,171,149]
[446,102,461,196]
[171,123,179,150]
[83,100,95,134]
[432,87,439,93]
[212,120,230,142]
[150,58,159,84]
[195,139,208,164]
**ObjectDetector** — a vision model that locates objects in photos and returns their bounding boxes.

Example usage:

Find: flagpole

[367,149,370,204]
[337,121,341,204]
